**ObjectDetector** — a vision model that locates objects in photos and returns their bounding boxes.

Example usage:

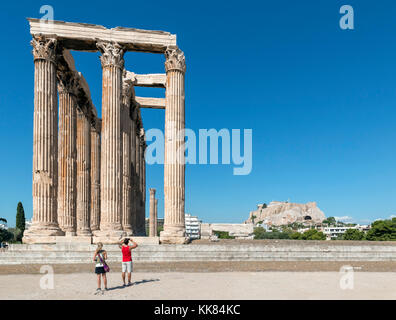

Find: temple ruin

[23,19,188,244]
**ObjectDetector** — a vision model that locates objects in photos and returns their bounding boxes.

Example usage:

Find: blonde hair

[96,242,103,254]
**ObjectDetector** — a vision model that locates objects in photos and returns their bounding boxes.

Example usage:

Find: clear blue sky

[1,0,396,226]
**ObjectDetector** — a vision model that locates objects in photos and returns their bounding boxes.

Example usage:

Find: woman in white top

[93,242,108,294]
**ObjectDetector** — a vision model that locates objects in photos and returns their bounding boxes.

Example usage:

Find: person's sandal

[94,288,101,295]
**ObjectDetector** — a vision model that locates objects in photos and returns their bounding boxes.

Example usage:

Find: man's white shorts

[122,261,132,273]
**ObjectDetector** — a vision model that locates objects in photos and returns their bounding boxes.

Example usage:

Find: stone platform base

[160,235,190,244]
[22,235,159,245]
[22,235,57,244]
[92,236,159,245]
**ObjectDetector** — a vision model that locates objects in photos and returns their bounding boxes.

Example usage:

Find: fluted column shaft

[26,37,63,239]
[57,74,77,235]
[162,47,186,242]
[130,114,137,234]
[149,188,156,237]
[76,110,92,235]
[135,128,141,234]
[137,136,146,235]
[121,104,132,234]
[142,144,147,235]
[97,41,124,235]
[90,123,101,232]
[154,199,158,236]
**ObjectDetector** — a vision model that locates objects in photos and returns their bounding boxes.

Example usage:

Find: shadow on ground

[106,279,160,291]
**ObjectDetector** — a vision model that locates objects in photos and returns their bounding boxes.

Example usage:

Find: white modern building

[322,225,370,240]
[185,213,201,239]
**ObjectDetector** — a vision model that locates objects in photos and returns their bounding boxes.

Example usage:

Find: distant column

[97,41,125,237]
[24,36,64,242]
[76,109,92,236]
[154,198,158,236]
[57,71,78,236]
[90,119,101,232]
[161,46,187,244]
[149,188,156,237]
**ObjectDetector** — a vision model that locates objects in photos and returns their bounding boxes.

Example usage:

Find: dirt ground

[0,271,395,300]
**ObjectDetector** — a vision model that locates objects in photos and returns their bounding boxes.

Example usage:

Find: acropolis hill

[246,201,326,226]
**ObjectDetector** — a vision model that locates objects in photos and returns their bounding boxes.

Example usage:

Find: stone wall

[200,223,254,239]
[1,241,396,264]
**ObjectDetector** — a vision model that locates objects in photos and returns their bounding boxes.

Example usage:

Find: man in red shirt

[118,238,138,286]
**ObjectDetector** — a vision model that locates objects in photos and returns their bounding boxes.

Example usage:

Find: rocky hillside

[246,201,326,226]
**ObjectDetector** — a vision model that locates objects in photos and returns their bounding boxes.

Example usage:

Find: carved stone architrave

[97,41,125,69]
[31,36,57,63]
[164,46,186,73]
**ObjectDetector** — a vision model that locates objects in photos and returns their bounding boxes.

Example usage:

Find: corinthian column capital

[57,71,79,95]
[31,36,57,63]
[97,41,125,69]
[165,46,186,73]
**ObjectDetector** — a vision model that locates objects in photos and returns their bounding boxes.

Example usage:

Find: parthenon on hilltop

[23,19,188,244]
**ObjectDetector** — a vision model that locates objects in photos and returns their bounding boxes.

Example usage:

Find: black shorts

[95,267,106,274]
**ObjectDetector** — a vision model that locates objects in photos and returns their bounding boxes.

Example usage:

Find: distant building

[322,225,370,240]
[185,213,201,239]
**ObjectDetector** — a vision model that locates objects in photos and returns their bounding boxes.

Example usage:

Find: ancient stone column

[24,36,64,242]
[134,123,142,234]
[130,109,137,234]
[57,71,78,236]
[76,109,92,236]
[121,103,132,235]
[149,188,156,237]
[154,198,158,236]
[97,41,125,237]
[140,130,147,236]
[138,131,146,235]
[90,120,101,232]
[161,47,187,244]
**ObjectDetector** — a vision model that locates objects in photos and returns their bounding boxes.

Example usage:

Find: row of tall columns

[25,36,187,244]
[25,36,103,241]
[57,71,77,235]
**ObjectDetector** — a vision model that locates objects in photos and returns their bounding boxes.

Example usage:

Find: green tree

[213,231,235,239]
[322,217,336,225]
[290,229,326,240]
[253,227,291,240]
[0,218,13,243]
[343,229,365,240]
[290,232,302,240]
[365,218,396,241]
[16,202,26,241]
